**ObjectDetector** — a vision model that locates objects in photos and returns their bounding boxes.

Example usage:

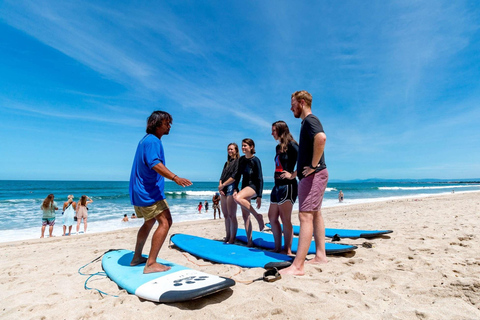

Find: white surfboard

[102,249,235,303]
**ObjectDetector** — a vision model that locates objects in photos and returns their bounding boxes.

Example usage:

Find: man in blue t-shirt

[129,111,192,274]
[280,90,329,276]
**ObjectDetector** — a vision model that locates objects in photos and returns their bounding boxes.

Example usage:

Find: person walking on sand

[233,138,265,247]
[129,111,192,274]
[76,195,93,234]
[212,192,222,220]
[268,121,299,255]
[62,195,76,236]
[40,194,58,238]
[219,143,240,243]
[280,90,329,276]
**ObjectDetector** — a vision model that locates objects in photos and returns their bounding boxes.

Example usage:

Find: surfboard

[102,249,235,303]
[266,223,393,239]
[170,233,293,268]
[236,229,357,254]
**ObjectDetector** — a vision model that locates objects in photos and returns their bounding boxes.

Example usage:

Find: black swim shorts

[270,184,297,205]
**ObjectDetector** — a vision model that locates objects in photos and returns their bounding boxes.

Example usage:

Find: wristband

[172,175,177,181]
[309,164,317,170]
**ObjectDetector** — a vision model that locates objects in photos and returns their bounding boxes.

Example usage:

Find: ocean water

[1,180,479,243]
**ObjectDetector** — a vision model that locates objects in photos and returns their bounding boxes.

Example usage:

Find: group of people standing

[40,194,93,237]
[128,90,328,276]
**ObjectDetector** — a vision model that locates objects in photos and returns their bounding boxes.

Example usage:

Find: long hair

[273,120,297,153]
[242,138,256,154]
[79,195,87,206]
[292,90,312,108]
[227,143,239,161]
[42,194,54,210]
[146,111,173,134]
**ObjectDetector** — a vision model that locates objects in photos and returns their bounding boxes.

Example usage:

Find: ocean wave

[378,185,480,191]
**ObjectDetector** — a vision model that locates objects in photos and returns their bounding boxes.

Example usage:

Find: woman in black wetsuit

[233,138,265,246]
[268,121,298,254]
[218,143,240,244]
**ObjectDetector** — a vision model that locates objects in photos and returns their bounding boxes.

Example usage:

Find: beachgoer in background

[233,138,265,247]
[212,193,222,220]
[197,202,203,214]
[268,121,298,254]
[204,201,209,212]
[281,90,328,276]
[131,213,137,219]
[219,143,240,243]
[62,195,76,236]
[129,110,192,274]
[40,194,58,238]
[76,195,93,234]
[122,214,129,222]
[338,190,344,202]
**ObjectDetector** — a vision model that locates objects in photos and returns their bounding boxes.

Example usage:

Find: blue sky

[1,1,479,182]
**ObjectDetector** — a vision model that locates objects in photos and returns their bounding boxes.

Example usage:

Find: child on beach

[122,214,129,222]
[197,202,203,214]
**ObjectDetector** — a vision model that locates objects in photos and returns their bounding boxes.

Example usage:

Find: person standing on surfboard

[233,138,265,247]
[268,120,298,255]
[129,111,192,274]
[280,90,329,276]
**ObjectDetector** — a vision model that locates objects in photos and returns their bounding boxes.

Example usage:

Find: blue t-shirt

[129,134,166,206]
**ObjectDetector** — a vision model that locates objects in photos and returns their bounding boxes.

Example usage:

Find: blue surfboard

[102,249,235,303]
[266,223,393,239]
[236,229,357,254]
[170,233,293,268]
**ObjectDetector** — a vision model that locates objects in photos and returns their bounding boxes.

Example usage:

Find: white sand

[1,192,479,319]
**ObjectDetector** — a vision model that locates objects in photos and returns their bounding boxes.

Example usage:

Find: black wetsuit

[234,155,263,198]
[220,157,239,194]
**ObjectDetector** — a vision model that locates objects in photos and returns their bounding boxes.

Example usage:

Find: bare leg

[241,207,253,246]
[306,210,328,264]
[279,201,294,255]
[279,211,313,276]
[48,225,54,237]
[268,203,282,252]
[143,209,173,274]
[227,195,238,244]
[84,218,88,233]
[131,218,155,266]
[68,226,72,235]
[76,220,80,233]
[63,225,66,236]
[220,194,230,241]
[41,225,46,238]
[234,187,264,231]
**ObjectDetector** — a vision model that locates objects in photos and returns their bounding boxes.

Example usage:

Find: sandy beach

[1,191,479,319]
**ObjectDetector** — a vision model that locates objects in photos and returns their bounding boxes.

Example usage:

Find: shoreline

[1,189,478,244]
[1,191,479,318]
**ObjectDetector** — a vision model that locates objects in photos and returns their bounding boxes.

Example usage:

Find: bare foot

[130,257,148,266]
[306,256,328,265]
[257,215,265,231]
[246,241,254,247]
[279,265,304,276]
[143,262,171,274]
[279,249,293,256]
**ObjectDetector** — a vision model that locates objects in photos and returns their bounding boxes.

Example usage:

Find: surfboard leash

[77,249,123,298]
